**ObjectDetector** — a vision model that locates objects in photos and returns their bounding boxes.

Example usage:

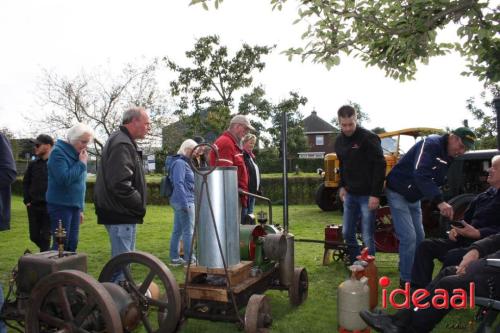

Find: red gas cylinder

[325,224,343,242]
[355,248,378,310]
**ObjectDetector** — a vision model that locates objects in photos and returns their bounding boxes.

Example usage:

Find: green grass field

[0,196,476,332]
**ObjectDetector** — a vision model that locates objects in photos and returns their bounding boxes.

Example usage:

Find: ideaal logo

[379,276,475,310]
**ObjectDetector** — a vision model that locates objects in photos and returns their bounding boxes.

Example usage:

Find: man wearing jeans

[94,107,150,281]
[334,105,386,262]
[386,127,476,286]
[0,132,17,333]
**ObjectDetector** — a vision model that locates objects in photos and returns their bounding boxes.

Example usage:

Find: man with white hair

[209,114,255,218]
[94,107,150,278]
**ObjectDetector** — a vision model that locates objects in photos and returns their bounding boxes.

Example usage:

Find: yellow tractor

[315,127,444,211]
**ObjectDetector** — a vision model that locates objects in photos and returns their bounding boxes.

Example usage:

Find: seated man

[360,232,500,333]
[411,155,500,289]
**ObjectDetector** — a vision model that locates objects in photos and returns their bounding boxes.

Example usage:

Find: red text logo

[379,276,475,310]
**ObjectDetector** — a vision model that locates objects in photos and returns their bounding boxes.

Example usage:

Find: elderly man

[386,127,476,286]
[361,231,500,333]
[411,155,500,289]
[23,134,54,252]
[334,105,386,260]
[209,114,255,220]
[94,107,150,273]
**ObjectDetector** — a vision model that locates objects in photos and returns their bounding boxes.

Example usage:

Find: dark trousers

[27,205,51,252]
[396,258,500,332]
[411,238,472,288]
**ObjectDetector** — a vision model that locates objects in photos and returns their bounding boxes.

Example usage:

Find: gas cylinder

[355,247,378,310]
[337,265,370,333]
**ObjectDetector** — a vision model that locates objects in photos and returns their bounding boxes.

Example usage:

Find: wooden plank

[184,284,228,302]
[186,261,253,285]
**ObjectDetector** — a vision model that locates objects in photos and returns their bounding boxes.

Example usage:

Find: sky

[0,0,490,139]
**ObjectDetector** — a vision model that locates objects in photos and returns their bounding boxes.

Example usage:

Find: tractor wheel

[25,270,123,333]
[244,294,272,333]
[98,251,181,333]
[315,184,340,211]
[374,206,399,253]
[438,193,476,238]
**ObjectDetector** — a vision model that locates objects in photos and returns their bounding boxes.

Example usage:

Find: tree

[33,60,171,156]
[268,92,308,156]
[466,83,499,149]
[331,100,370,127]
[192,0,500,82]
[165,35,274,137]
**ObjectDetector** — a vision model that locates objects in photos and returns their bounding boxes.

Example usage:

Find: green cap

[452,127,476,150]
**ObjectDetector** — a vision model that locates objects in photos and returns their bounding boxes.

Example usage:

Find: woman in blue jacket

[47,123,93,252]
[169,139,197,266]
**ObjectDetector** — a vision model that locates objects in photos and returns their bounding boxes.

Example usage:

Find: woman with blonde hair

[168,139,197,265]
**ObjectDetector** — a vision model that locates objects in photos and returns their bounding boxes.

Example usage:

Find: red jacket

[209,131,248,207]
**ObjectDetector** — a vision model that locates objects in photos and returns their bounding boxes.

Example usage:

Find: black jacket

[243,150,260,194]
[0,133,17,231]
[94,126,146,224]
[469,233,500,259]
[334,126,386,197]
[23,158,49,206]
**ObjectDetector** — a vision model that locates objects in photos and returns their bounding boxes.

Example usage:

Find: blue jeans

[169,203,195,262]
[247,196,256,214]
[0,283,5,333]
[48,204,81,252]
[342,192,376,260]
[105,224,137,282]
[386,188,424,282]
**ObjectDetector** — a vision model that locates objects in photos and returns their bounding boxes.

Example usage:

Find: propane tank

[337,265,370,333]
[355,247,378,310]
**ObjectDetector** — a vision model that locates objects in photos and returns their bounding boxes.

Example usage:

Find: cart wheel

[25,270,123,333]
[244,294,272,333]
[374,206,399,253]
[332,248,345,262]
[98,251,181,333]
[289,267,308,306]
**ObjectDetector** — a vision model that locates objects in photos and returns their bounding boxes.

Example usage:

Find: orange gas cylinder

[355,248,378,310]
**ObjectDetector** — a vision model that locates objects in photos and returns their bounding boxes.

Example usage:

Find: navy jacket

[47,140,87,209]
[386,134,451,203]
[0,133,17,230]
[463,187,500,239]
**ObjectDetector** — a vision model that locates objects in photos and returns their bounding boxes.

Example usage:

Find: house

[298,110,338,159]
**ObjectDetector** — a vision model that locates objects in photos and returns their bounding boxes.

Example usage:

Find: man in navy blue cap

[385,126,476,287]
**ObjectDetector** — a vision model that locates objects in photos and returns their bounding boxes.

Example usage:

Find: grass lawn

[0,196,476,332]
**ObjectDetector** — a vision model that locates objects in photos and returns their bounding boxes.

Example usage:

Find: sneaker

[170,258,186,266]
[184,258,197,267]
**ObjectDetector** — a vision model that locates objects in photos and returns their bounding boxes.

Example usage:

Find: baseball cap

[229,115,255,131]
[452,127,476,150]
[31,134,54,146]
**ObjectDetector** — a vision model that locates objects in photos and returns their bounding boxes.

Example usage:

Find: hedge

[12,176,321,206]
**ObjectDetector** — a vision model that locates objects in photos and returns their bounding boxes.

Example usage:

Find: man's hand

[437,202,454,220]
[80,212,84,225]
[339,187,347,202]
[452,221,481,240]
[26,202,31,207]
[448,228,458,242]
[368,196,379,210]
[456,249,480,275]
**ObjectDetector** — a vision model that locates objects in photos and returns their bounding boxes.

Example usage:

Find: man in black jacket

[361,232,500,333]
[23,134,53,251]
[334,105,386,261]
[94,107,150,280]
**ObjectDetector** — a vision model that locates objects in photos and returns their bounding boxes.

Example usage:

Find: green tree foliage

[192,0,500,82]
[165,35,274,137]
[466,83,499,149]
[34,60,171,156]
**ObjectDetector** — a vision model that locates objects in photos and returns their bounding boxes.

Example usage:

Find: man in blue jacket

[0,131,17,333]
[386,127,476,286]
[411,154,500,289]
